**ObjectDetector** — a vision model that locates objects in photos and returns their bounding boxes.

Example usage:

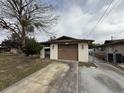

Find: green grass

[0,54,51,91]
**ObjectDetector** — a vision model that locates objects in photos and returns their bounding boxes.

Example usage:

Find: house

[95,39,124,63]
[0,44,10,53]
[40,36,93,62]
[0,44,18,54]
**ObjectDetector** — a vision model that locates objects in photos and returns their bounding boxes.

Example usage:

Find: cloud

[0,30,9,43]
[54,5,92,38]
[1,0,124,44]
[37,0,124,43]
[91,0,124,42]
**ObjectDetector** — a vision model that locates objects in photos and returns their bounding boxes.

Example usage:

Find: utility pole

[111,36,115,40]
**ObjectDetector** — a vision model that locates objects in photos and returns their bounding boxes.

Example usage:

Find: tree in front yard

[24,38,42,56]
[1,33,21,48]
[0,0,57,51]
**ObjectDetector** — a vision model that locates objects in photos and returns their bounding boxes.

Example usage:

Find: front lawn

[0,54,51,91]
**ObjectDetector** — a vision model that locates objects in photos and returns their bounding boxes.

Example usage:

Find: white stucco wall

[40,46,45,59]
[105,44,124,55]
[50,44,58,60]
[78,43,88,62]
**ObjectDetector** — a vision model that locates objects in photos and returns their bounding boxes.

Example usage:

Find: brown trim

[41,39,93,45]
[40,36,94,45]
[98,41,124,47]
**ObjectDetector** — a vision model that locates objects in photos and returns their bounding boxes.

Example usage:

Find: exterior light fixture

[65,43,69,45]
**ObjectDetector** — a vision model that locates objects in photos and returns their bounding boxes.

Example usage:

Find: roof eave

[41,40,94,45]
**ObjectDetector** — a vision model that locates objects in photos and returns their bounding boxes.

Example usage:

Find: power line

[103,0,122,20]
[94,0,122,39]
[86,0,114,38]
[85,0,117,38]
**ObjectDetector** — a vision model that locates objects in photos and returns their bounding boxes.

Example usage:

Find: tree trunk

[21,27,26,51]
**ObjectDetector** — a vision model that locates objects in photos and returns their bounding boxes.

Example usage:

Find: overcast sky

[0,0,124,43]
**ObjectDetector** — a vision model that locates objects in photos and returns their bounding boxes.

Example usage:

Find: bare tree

[0,0,57,50]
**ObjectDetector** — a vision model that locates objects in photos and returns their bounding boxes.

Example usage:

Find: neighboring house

[0,44,10,53]
[96,39,124,63]
[0,44,18,54]
[40,36,93,62]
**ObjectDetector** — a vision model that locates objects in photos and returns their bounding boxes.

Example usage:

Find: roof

[41,36,94,45]
[0,46,10,49]
[98,39,124,47]
[104,39,124,44]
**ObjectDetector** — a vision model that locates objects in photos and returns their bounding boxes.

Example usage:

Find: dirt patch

[79,62,97,67]
[109,63,124,71]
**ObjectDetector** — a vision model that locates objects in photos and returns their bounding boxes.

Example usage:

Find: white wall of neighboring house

[40,46,45,59]
[10,48,18,54]
[50,44,58,60]
[78,43,88,62]
[106,44,124,55]
[106,46,113,53]
[114,44,124,55]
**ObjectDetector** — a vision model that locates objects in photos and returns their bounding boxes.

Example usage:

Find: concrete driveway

[79,57,124,93]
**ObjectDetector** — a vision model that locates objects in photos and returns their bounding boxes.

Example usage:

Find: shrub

[24,38,42,56]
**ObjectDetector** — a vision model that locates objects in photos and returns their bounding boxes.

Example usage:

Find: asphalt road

[79,57,124,93]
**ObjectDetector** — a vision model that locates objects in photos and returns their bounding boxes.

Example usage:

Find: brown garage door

[58,44,78,61]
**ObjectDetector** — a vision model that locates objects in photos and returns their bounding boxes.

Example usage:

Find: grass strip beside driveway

[79,62,97,67]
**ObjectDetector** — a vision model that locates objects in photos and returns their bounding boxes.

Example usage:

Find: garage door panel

[58,44,78,61]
